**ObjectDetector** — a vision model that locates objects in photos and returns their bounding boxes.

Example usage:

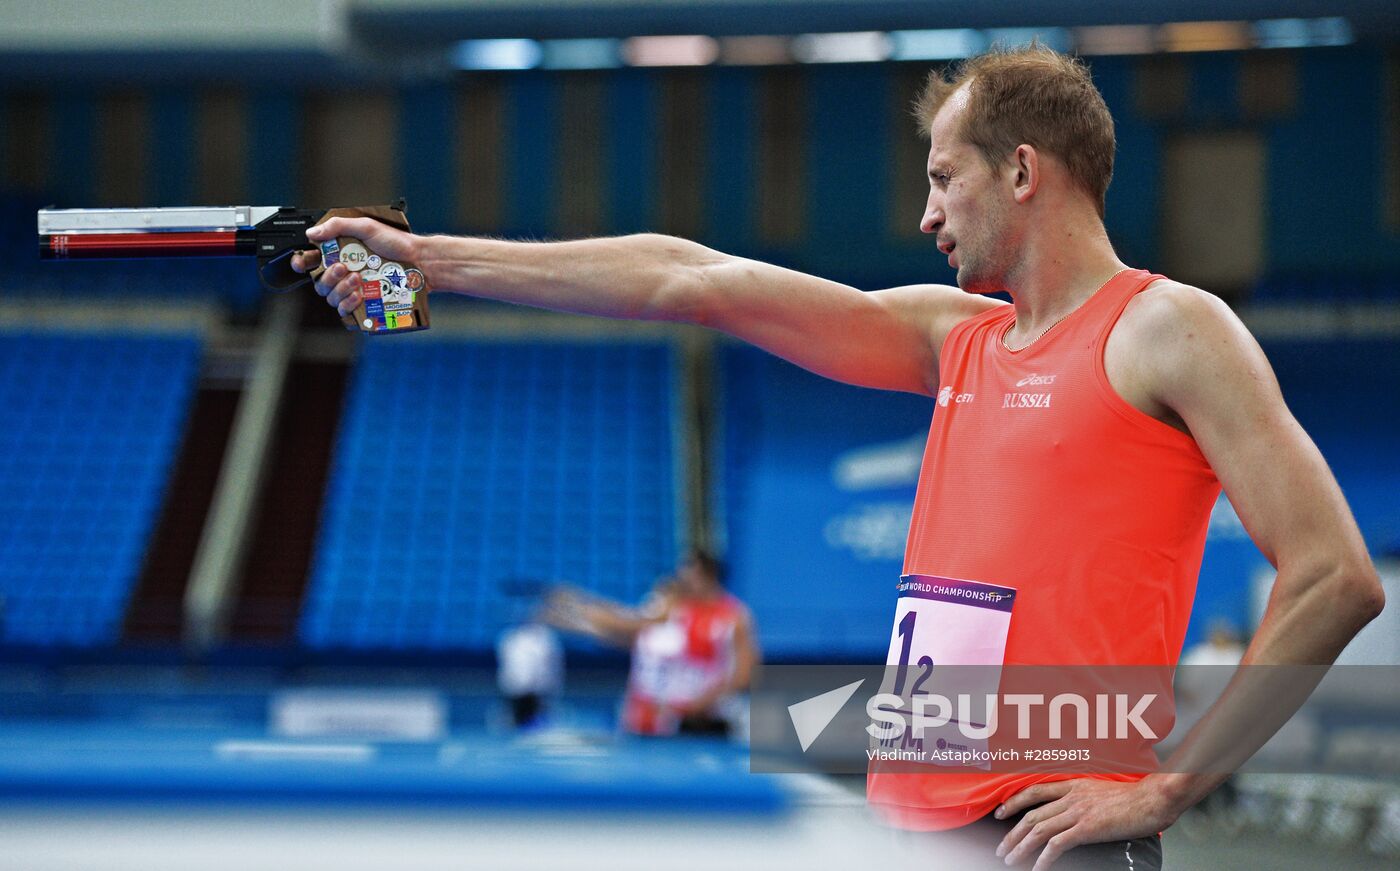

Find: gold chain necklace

[1002,309,1073,351]
[1002,268,1132,351]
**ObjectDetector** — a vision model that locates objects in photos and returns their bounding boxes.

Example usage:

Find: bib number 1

[892,609,934,696]
[877,575,1017,768]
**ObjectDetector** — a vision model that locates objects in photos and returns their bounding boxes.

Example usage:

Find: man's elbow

[1335,558,1386,627]
[629,234,721,324]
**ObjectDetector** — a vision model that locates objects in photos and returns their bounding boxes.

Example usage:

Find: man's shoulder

[876,283,1008,361]
[880,283,1007,318]
[1115,278,1240,364]
[927,286,1009,335]
[1112,276,1259,410]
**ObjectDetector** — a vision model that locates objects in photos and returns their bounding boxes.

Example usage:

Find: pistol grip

[310,203,430,335]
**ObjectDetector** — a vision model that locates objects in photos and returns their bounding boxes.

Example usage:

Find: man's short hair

[914,46,1116,218]
[687,547,727,586]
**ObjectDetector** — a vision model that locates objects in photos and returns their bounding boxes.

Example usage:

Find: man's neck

[1001,216,1127,350]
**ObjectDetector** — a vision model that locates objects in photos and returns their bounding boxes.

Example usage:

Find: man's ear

[1011,144,1039,204]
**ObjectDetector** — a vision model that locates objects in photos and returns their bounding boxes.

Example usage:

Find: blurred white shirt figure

[1174,620,1246,734]
[496,621,563,730]
[1172,621,1248,814]
[1180,621,1247,669]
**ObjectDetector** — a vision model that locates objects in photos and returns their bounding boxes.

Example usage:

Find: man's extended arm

[292,218,1001,396]
[996,283,1385,870]
[542,587,666,648]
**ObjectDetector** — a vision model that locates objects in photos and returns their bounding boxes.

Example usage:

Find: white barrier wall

[0,0,341,50]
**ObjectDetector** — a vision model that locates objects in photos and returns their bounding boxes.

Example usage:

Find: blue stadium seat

[300,339,683,651]
[0,330,202,647]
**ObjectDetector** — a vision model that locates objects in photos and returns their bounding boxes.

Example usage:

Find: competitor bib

[875,575,1017,769]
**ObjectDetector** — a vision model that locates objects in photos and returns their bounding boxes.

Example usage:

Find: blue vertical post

[248,90,300,205]
[50,91,96,205]
[506,73,557,236]
[706,67,755,252]
[607,69,658,234]
[149,91,195,206]
[400,83,455,232]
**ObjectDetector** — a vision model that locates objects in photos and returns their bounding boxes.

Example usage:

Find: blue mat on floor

[0,722,788,815]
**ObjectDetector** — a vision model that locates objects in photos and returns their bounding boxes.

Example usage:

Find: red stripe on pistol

[47,231,240,258]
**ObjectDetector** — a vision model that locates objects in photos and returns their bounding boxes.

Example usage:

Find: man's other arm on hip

[996,280,1385,870]
[1118,279,1384,807]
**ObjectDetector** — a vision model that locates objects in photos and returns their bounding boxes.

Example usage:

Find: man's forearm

[1148,560,1383,814]
[417,232,720,323]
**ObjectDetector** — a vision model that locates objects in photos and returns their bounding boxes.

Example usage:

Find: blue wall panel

[607,69,658,234]
[148,92,195,206]
[1268,49,1396,275]
[50,93,95,206]
[248,90,300,206]
[706,67,756,251]
[804,64,890,287]
[719,345,934,659]
[399,84,455,232]
[506,75,558,235]
[1095,57,1160,267]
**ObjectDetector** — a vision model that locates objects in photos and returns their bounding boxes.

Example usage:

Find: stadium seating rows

[0,316,1394,652]
[299,339,682,650]
[0,331,202,645]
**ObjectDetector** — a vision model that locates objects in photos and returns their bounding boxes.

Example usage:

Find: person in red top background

[547,550,759,737]
[294,45,1384,870]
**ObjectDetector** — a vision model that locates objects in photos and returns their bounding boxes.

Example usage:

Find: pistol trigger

[258,249,311,292]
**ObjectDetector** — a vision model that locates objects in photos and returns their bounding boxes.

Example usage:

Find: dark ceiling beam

[351,0,1400,43]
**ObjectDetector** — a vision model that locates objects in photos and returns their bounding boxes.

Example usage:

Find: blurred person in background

[296,43,1383,871]
[1172,620,1248,817]
[495,597,565,732]
[547,550,758,737]
[1179,620,1247,670]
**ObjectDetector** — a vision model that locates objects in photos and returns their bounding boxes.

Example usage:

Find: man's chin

[956,268,1002,296]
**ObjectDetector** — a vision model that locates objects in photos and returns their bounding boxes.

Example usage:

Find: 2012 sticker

[340,241,369,272]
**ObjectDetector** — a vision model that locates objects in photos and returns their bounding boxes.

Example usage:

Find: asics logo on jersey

[1015,374,1057,387]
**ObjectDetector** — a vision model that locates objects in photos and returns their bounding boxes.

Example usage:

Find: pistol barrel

[36,206,279,261]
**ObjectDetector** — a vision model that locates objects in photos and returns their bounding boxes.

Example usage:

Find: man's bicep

[869,283,1005,368]
[703,260,992,395]
[1157,294,1365,573]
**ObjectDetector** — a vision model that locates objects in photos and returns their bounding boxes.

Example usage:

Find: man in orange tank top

[295,46,1384,871]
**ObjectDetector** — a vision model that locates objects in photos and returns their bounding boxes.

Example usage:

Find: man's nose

[920,205,943,235]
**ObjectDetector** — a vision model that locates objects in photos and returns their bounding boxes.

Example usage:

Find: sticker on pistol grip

[340,241,369,272]
[319,238,341,267]
[378,262,411,307]
[363,292,386,329]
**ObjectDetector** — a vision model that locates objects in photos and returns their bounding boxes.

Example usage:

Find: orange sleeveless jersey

[867,269,1222,829]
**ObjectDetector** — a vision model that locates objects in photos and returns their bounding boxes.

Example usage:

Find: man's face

[676,561,712,597]
[920,86,1014,294]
